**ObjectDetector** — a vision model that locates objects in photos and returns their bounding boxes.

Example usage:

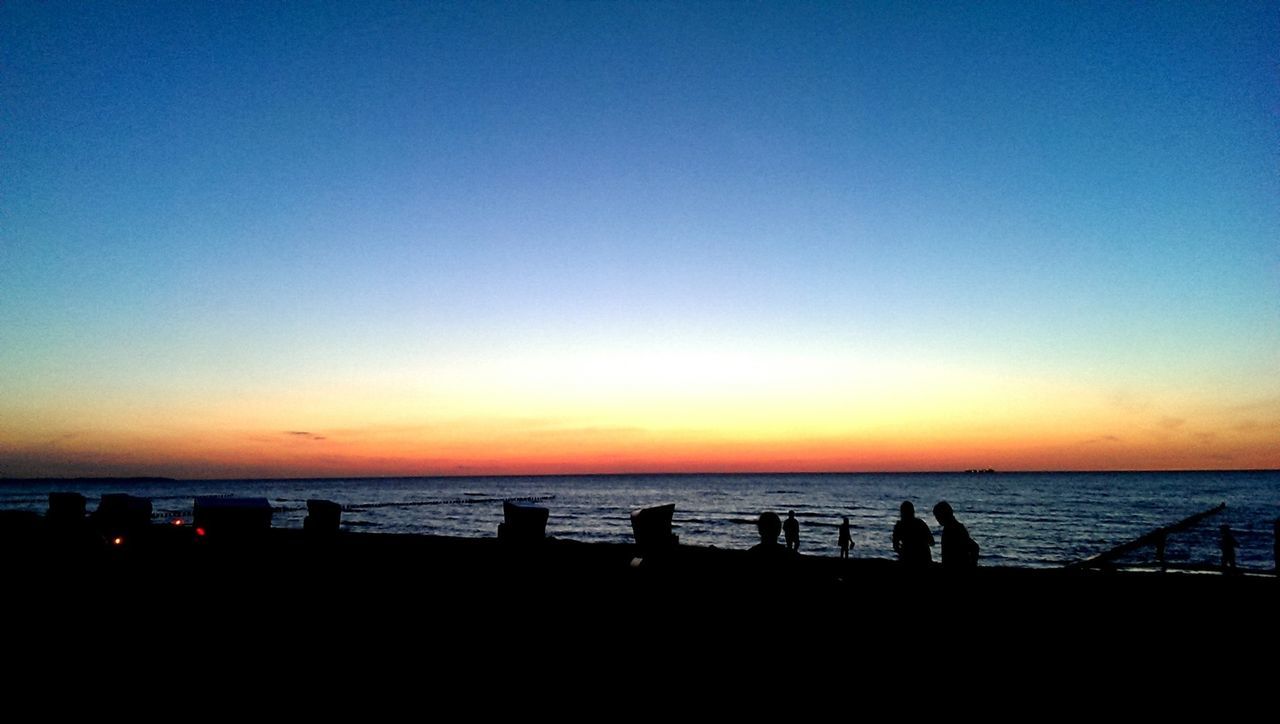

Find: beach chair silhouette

[498,500,549,543]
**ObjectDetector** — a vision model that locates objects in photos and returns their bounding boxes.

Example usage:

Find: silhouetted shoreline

[7,523,1274,629]
[6,471,1277,569]
[5,483,1276,664]
[5,521,1277,687]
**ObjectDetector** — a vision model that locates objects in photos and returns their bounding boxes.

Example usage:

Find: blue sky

[2,2,1277,476]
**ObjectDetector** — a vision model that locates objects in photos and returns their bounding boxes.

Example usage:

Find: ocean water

[1,472,1277,570]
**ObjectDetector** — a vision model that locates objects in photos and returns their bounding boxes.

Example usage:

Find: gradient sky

[2,1,1278,478]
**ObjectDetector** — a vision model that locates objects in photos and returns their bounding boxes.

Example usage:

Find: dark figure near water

[1220,524,1239,573]
[838,516,853,559]
[747,514,793,570]
[892,501,934,567]
[749,511,795,562]
[933,501,979,569]
[1154,531,1167,573]
[784,510,800,552]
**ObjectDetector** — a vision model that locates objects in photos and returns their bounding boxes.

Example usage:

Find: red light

[112,537,123,546]
[195,527,206,537]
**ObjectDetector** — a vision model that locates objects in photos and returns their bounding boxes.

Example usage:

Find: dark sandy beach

[6,520,1274,644]
[4,516,1277,707]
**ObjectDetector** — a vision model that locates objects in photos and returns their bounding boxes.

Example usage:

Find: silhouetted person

[1220,524,1238,573]
[838,516,853,559]
[892,501,934,567]
[1154,531,1167,572]
[784,510,800,552]
[751,512,782,549]
[933,501,978,569]
[1274,518,1278,575]
[749,511,795,562]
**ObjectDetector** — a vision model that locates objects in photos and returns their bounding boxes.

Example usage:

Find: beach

[7,519,1275,646]
[4,507,1277,708]
[5,475,1278,684]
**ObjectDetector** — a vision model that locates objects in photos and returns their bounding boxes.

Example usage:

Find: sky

[2,1,1277,478]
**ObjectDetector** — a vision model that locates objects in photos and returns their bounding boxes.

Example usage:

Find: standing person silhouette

[933,501,978,569]
[892,501,934,568]
[1220,524,1239,573]
[838,516,854,559]
[783,510,800,552]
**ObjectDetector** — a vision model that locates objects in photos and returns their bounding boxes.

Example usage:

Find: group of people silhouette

[893,500,979,568]
[752,505,1266,573]
[749,500,979,568]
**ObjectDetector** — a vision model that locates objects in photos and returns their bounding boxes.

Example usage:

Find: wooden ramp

[1067,502,1226,570]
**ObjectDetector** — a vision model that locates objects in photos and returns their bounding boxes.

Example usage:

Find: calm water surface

[3,471,1276,569]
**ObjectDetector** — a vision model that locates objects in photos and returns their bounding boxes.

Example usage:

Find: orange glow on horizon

[2,409,1275,478]
[2,358,1277,478]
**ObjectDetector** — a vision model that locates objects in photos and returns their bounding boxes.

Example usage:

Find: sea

[2,471,1277,571]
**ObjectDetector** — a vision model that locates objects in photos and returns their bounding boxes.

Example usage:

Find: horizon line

[2,468,1277,483]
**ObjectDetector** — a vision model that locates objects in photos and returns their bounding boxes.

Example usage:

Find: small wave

[678,517,733,526]
[0,497,51,506]
[149,494,208,501]
[340,493,556,511]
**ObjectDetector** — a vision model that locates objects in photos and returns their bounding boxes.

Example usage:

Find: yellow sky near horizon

[4,350,1276,478]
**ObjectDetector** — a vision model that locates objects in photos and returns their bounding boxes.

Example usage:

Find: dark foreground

[6,520,1273,703]
[5,521,1275,629]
